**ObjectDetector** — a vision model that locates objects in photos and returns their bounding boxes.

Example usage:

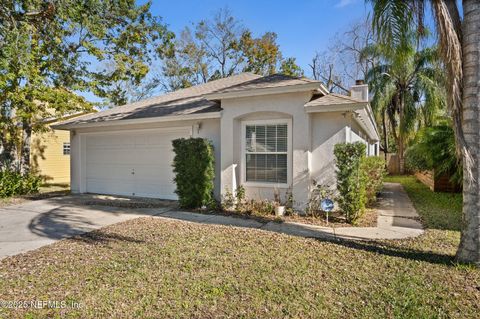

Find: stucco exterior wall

[220,91,312,209]
[310,112,349,190]
[69,118,221,199]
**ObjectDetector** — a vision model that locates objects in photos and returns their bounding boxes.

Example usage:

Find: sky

[84,0,373,103]
[148,0,372,74]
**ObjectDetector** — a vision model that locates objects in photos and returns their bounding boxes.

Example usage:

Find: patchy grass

[385,175,462,231]
[0,184,70,208]
[0,176,478,318]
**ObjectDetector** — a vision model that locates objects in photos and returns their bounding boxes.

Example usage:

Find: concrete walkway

[0,182,422,260]
[151,182,423,241]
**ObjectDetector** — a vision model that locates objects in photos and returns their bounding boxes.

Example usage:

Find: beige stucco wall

[220,91,312,209]
[68,93,378,211]
[310,112,349,190]
[69,118,221,199]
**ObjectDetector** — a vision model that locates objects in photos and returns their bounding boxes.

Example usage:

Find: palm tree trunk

[382,109,388,163]
[398,94,405,174]
[456,0,480,265]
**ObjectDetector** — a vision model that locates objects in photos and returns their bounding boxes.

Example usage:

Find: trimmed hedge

[334,142,367,224]
[172,138,215,208]
[360,156,386,205]
[0,169,42,198]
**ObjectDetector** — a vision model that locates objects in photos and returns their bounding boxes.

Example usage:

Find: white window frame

[63,142,71,155]
[241,119,292,188]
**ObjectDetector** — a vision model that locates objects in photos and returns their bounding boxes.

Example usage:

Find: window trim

[63,142,71,155]
[241,119,292,188]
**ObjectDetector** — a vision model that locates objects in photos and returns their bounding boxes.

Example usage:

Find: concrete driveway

[0,195,173,259]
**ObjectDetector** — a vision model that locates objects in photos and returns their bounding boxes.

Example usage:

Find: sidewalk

[152,182,424,241]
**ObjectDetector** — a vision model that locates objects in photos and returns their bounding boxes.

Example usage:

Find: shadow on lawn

[72,229,145,245]
[321,237,456,266]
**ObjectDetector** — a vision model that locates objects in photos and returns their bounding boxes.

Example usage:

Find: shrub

[306,180,335,217]
[0,169,42,198]
[334,142,367,224]
[360,156,386,205]
[172,138,215,209]
[405,123,462,186]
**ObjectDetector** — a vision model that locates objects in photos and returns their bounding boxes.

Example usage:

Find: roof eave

[304,102,368,113]
[52,112,221,130]
[204,82,322,100]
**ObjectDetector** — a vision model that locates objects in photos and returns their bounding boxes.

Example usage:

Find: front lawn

[0,176,478,318]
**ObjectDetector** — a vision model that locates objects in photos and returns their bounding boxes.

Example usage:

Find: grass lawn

[0,176,479,318]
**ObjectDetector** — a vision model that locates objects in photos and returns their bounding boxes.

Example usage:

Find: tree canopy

[0,0,174,171]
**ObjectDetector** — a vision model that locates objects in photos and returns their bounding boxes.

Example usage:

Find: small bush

[334,142,367,224]
[360,156,386,205]
[172,138,215,209]
[0,169,42,198]
[306,180,335,217]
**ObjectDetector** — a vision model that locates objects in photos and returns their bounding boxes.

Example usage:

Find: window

[63,142,70,155]
[245,123,288,184]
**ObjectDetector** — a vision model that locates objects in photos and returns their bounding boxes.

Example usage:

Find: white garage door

[85,127,191,199]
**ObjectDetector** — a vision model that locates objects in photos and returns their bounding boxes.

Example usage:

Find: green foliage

[307,181,335,217]
[405,123,462,186]
[172,138,215,209]
[334,142,367,224]
[364,41,445,164]
[161,8,304,90]
[280,57,304,77]
[385,175,462,231]
[239,31,282,76]
[0,169,41,198]
[1,0,173,170]
[360,156,386,205]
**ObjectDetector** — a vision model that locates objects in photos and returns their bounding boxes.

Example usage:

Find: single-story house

[53,73,379,210]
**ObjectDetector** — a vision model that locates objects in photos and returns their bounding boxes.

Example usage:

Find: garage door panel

[84,128,189,199]
[86,163,133,179]
[134,166,173,181]
[87,179,136,197]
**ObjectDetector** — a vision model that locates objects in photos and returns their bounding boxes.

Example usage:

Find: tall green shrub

[360,156,386,205]
[172,138,215,208]
[334,142,367,224]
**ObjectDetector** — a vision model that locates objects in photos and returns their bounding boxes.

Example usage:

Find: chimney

[350,80,368,102]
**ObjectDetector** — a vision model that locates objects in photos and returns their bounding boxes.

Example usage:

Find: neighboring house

[31,113,91,184]
[53,73,379,210]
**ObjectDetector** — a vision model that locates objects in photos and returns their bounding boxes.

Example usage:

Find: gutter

[52,112,221,130]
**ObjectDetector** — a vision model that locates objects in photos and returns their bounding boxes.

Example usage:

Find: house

[31,113,92,184]
[53,73,379,210]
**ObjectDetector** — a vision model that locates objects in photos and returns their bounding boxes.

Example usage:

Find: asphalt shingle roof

[55,73,262,127]
[54,73,325,128]
[207,73,320,95]
[304,93,366,107]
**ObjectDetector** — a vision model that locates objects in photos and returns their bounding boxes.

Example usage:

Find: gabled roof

[304,93,367,108]
[53,73,262,129]
[205,74,327,99]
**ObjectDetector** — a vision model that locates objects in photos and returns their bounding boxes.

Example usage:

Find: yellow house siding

[31,129,71,184]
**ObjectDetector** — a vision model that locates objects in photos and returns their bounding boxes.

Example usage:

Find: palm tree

[368,0,480,264]
[364,41,444,174]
